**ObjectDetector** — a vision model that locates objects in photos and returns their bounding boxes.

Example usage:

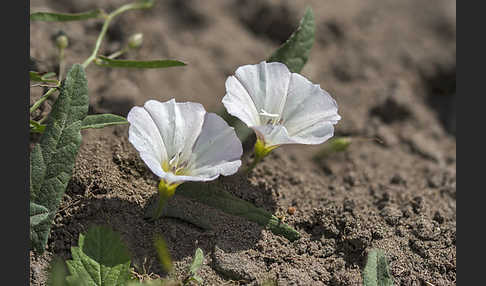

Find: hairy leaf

[30,202,49,228]
[268,7,315,73]
[30,9,105,22]
[81,114,128,129]
[363,249,394,286]
[95,56,186,69]
[30,64,89,253]
[66,226,132,286]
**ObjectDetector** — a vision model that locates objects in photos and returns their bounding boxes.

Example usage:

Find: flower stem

[30,87,58,114]
[107,47,128,59]
[246,153,263,173]
[82,0,154,69]
[58,47,66,81]
[245,138,279,173]
[152,180,178,220]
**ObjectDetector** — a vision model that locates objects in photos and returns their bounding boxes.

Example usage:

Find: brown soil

[30,0,456,285]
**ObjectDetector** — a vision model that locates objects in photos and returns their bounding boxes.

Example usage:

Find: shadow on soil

[50,172,278,277]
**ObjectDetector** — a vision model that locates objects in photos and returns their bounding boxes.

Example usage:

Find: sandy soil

[30,0,456,285]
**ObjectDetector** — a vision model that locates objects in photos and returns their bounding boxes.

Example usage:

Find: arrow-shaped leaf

[95,56,186,69]
[267,7,315,73]
[30,64,89,253]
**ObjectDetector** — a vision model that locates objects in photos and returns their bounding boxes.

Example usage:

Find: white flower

[222,61,341,148]
[127,99,243,186]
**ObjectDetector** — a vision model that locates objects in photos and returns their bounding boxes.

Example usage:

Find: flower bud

[128,33,143,49]
[56,34,69,50]
[328,137,351,152]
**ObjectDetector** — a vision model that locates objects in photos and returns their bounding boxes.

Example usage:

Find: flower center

[259,109,283,126]
[162,152,189,175]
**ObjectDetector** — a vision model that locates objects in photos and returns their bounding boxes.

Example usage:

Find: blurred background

[30,0,456,139]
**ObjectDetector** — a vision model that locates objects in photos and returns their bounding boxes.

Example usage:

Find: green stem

[245,138,279,174]
[82,0,154,69]
[152,181,178,220]
[107,47,128,59]
[58,48,65,81]
[30,87,58,114]
[82,16,111,69]
[246,154,262,173]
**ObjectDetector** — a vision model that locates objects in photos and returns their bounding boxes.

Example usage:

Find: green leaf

[30,120,46,133]
[178,181,301,242]
[30,71,59,84]
[30,64,89,253]
[81,114,128,129]
[95,56,186,69]
[268,7,315,73]
[66,226,132,286]
[313,137,351,160]
[30,202,49,228]
[363,249,394,286]
[30,9,105,22]
[42,72,57,80]
[154,235,173,274]
[47,258,69,286]
[189,248,204,276]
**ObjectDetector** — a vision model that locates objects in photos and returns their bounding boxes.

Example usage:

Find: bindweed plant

[129,6,341,221]
[31,2,341,268]
[29,0,186,253]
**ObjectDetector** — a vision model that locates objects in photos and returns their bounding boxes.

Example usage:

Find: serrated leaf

[30,64,89,253]
[363,249,394,286]
[30,9,105,22]
[189,248,204,276]
[95,56,186,69]
[81,114,128,129]
[268,7,315,73]
[66,226,132,286]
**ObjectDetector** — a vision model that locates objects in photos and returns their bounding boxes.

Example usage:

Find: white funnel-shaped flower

[127,99,243,186]
[222,61,341,148]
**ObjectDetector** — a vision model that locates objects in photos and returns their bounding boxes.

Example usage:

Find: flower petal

[222,76,261,127]
[232,61,291,118]
[260,62,291,116]
[190,113,243,177]
[252,124,294,147]
[281,73,340,144]
[143,99,205,162]
[127,106,168,177]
